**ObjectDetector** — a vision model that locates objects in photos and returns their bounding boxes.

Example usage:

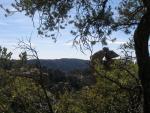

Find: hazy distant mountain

[28,58,90,72]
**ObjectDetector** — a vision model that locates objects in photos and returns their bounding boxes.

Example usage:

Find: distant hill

[28,58,90,72]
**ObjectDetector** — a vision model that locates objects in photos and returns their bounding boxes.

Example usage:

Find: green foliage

[19,51,28,67]
[0,46,12,70]
[116,0,143,33]
[8,0,145,49]
[10,0,115,47]
[0,68,53,113]
[53,61,142,113]
[0,57,142,113]
[0,0,149,112]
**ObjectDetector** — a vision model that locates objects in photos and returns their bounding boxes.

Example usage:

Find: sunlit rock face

[90,47,119,68]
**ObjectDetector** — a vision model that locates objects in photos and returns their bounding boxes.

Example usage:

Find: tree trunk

[134,9,150,113]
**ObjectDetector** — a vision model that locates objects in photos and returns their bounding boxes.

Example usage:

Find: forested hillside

[0,46,142,113]
[27,59,89,72]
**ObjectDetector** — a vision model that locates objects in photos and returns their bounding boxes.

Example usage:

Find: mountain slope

[28,58,90,72]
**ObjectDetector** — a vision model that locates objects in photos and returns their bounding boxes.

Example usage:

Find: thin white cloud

[64,40,127,46]
[107,40,126,45]
[0,22,8,26]
[63,41,73,46]
[0,41,16,46]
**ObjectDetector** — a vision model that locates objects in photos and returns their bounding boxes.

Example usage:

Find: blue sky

[0,0,129,60]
